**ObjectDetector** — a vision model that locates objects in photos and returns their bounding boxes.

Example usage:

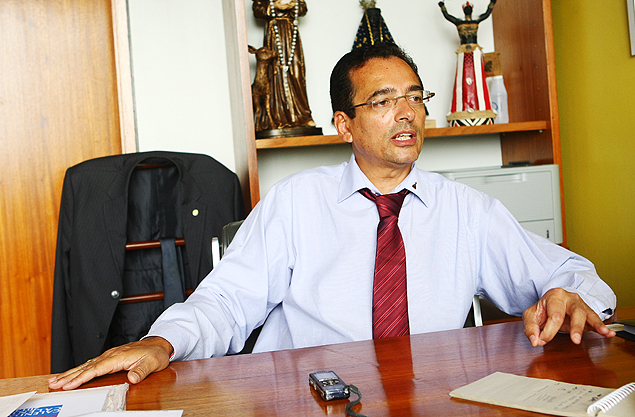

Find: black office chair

[221,220,244,258]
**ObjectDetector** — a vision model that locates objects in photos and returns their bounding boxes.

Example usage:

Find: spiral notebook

[449,372,635,416]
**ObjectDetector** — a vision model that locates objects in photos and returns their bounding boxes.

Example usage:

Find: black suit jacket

[51,151,244,373]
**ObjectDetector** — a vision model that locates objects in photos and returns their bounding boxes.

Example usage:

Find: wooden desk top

[2,316,634,416]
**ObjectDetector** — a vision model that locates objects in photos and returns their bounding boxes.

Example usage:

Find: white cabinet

[439,165,563,244]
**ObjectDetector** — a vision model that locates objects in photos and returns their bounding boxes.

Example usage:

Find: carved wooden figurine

[248,45,277,132]
[439,1,498,127]
[252,0,321,138]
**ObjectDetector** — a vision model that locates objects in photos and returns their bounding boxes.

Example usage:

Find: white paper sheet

[0,392,36,417]
[80,412,183,416]
[450,372,635,417]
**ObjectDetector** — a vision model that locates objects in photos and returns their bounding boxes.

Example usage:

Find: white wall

[127,0,236,171]
[128,0,503,196]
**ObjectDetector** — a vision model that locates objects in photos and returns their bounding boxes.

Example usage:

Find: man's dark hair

[330,43,423,119]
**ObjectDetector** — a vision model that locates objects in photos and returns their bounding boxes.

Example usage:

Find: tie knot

[360,188,408,218]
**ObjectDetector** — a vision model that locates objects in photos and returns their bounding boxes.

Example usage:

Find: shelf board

[425,120,549,138]
[255,133,344,149]
[254,120,550,150]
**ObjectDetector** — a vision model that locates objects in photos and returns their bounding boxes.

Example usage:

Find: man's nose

[393,96,416,121]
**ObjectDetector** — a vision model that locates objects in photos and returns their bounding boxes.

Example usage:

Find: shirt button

[192,209,199,217]
[111,290,120,299]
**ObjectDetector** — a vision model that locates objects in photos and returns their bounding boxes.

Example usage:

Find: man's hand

[48,336,173,390]
[523,288,615,347]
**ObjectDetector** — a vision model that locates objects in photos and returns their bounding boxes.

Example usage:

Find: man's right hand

[48,336,173,390]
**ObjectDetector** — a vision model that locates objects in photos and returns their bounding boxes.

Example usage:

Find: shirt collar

[338,154,427,207]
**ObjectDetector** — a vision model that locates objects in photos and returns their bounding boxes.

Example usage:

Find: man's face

[335,57,426,179]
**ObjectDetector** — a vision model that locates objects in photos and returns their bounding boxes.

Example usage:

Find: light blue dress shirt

[148,154,616,360]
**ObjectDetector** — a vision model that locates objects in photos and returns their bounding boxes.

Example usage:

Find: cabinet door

[0,0,123,378]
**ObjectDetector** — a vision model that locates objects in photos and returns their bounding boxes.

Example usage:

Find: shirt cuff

[562,287,617,321]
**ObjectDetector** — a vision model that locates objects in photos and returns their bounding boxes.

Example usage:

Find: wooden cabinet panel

[0,0,124,378]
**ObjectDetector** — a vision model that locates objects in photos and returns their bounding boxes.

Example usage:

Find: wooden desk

[2,318,634,416]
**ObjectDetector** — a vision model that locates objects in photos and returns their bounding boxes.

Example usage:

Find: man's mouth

[394,133,414,142]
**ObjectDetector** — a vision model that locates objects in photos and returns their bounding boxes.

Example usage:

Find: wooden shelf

[425,120,549,138]
[255,133,344,149]
[255,120,550,150]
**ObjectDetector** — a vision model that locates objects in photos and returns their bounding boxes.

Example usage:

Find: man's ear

[333,111,354,144]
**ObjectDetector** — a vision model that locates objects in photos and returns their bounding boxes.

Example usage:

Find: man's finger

[535,294,567,345]
[48,361,99,389]
[523,303,546,347]
[60,367,103,390]
[52,356,121,390]
[565,304,590,344]
[585,310,616,338]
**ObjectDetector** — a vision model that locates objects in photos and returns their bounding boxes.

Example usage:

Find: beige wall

[553,0,635,308]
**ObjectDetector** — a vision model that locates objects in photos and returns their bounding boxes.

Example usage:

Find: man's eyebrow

[366,87,396,101]
[366,85,424,101]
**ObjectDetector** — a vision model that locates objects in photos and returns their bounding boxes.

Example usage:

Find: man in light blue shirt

[50,43,616,390]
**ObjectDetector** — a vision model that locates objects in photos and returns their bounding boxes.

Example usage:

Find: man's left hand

[522,288,615,347]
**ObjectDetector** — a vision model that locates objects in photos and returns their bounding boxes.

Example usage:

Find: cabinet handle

[484,173,526,183]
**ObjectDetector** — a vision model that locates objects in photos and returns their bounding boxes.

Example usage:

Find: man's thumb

[128,365,148,384]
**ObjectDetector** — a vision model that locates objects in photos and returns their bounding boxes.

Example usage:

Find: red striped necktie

[359,188,410,339]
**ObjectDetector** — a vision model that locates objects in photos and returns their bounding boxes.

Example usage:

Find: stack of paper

[450,372,635,417]
[1,384,182,417]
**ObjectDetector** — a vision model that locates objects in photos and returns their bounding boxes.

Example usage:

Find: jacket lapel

[102,154,144,278]
[179,166,207,283]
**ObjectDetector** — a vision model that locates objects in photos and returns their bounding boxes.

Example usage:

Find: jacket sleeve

[50,169,75,373]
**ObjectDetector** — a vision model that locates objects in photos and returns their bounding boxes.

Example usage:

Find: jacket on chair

[51,151,245,373]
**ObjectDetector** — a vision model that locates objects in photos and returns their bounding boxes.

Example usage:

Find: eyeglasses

[352,90,435,114]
